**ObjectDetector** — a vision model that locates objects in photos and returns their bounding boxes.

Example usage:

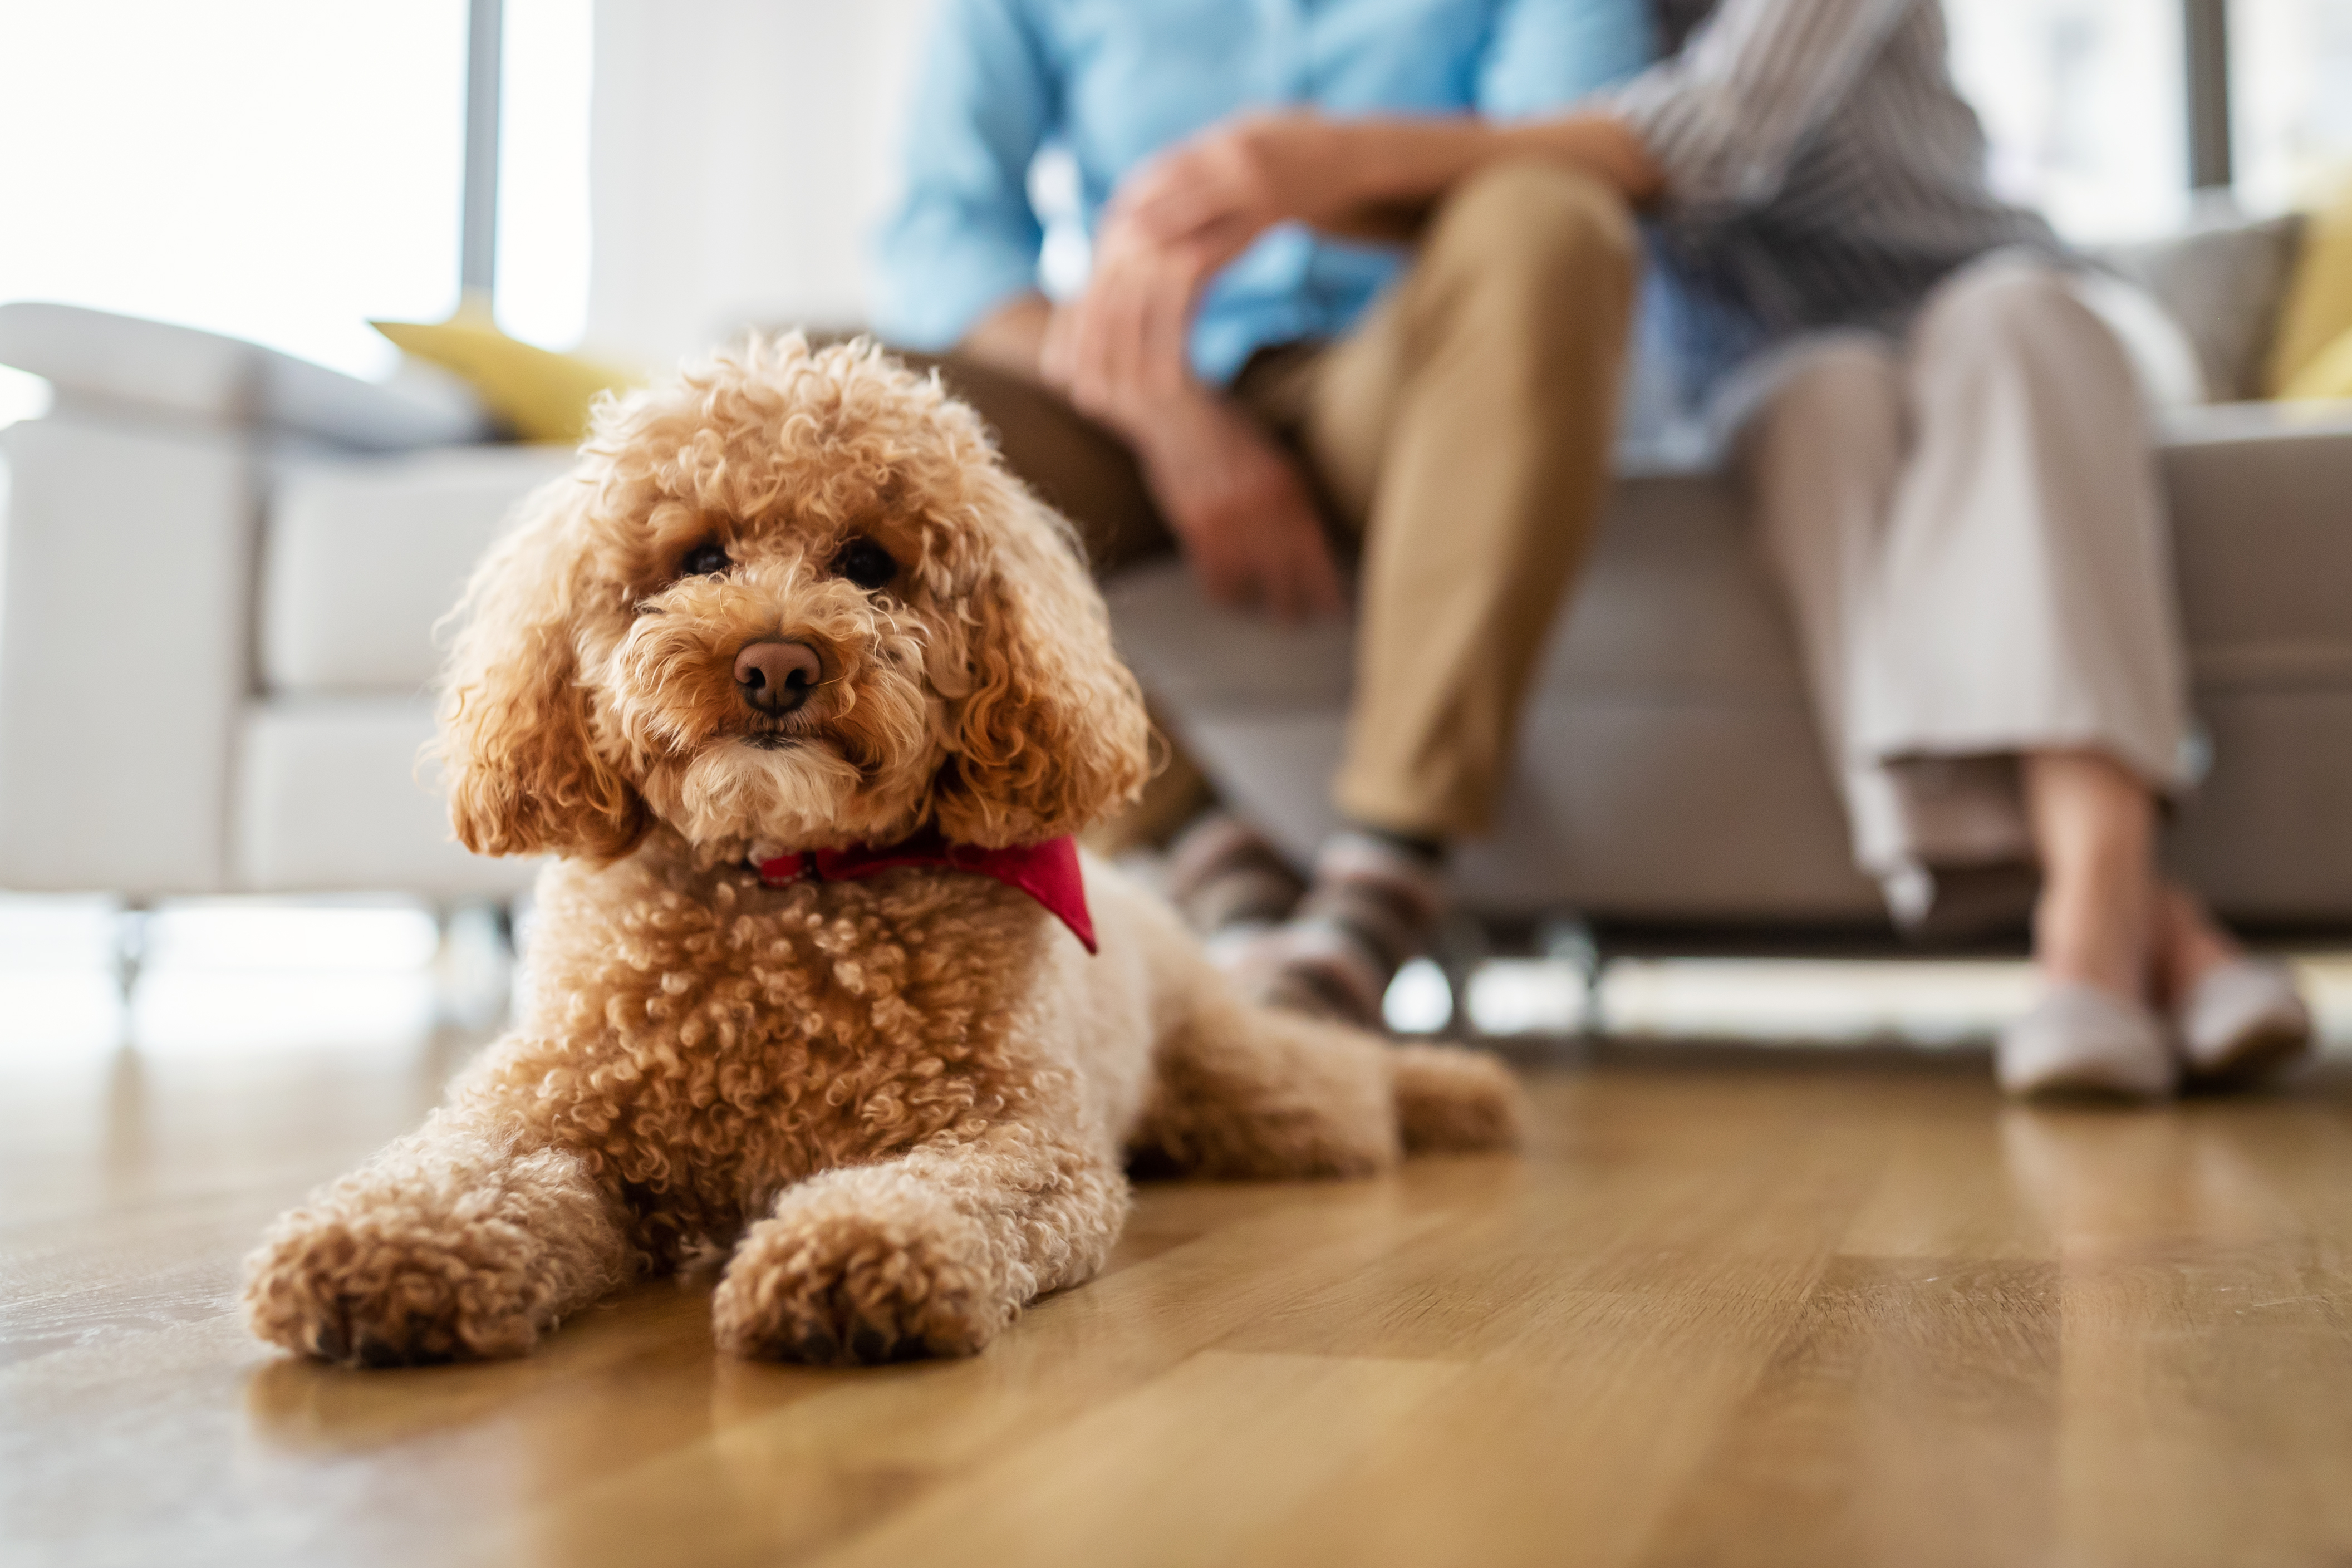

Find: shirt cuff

[869,247,1042,353]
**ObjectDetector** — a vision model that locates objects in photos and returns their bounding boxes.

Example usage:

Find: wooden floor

[7,1035,2352,1568]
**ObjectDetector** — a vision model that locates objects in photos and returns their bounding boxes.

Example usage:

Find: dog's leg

[1387,1040,1528,1153]
[1131,990,1402,1178]
[711,1123,1127,1365]
[243,1113,637,1367]
[1132,995,1525,1178]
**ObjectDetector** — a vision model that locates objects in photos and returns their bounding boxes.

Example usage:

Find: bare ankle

[2032,864,2153,1004]
[2152,882,2243,1006]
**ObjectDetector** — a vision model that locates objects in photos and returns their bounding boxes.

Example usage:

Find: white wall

[586,0,925,370]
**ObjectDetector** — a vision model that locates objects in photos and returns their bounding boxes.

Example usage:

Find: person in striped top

[1089,0,2314,1095]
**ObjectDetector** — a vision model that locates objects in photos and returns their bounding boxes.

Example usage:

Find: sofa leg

[1539,917,1608,1039]
[432,901,515,1029]
[111,901,149,1016]
[1431,913,1490,1041]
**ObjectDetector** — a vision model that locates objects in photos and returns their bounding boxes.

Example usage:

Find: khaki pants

[1735,252,2193,921]
[916,161,1639,841]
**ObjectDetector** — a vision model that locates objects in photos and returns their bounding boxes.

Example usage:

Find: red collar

[752,829,1096,953]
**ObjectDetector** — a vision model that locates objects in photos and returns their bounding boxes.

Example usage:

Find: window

[1947,0,2192,242]
[2233,0,2352,212]
[0,0,591,388]
[1949,0,2352,243]
[495,0,595,351]
[0,3,469,378]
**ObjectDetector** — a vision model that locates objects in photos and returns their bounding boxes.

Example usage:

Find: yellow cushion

[2279,323,2352,402]
[2267,180,2352,396]
[370,309,640,444]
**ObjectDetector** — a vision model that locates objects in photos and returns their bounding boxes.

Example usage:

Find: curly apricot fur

[245,336,1524,1368]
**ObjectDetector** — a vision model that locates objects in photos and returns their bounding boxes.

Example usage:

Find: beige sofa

[1113,208,2352,941]
[1109,400,2352,936]
[3,213,2348,951]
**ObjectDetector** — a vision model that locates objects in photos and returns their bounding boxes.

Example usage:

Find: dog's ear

[435,476,648,859]
[932,479,1151,847]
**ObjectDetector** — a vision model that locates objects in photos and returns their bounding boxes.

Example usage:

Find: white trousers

[1734,253,2193,926]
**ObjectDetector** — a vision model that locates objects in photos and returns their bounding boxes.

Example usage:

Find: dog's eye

[829,535,898,592]
[677,540,730,578]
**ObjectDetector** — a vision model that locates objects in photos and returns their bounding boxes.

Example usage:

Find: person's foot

[1997,982,2177,1100]
[1227,829,1446,1029]
[1163,811,1305,953]
[2173,959,2314,1086]
[2151,883,2314,1086]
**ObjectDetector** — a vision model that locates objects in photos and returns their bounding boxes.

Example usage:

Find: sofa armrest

[2160,404,2352,662]
[0,412,256,893]
[0,302,488,452]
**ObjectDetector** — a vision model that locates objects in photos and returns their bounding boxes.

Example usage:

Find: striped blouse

[1608,0,2059,373]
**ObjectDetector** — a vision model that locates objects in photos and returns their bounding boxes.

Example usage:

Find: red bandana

[752,829,1096,953]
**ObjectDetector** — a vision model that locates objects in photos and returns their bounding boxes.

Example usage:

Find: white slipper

[2175,959,2314,1085]
[1997,983,2177,1100]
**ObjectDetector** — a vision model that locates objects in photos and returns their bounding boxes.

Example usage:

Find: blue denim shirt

[871,0,1654,385]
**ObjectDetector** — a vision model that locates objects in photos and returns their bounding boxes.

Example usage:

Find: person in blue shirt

[871,0,1653,1026]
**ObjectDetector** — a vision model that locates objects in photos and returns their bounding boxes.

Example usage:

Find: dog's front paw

[243,1211,542,1368]
[713,1189,1006,1365]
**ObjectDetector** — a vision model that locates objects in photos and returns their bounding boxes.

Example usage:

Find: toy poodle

[243,335,1523,1368]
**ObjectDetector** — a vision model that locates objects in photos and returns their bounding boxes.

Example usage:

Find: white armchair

[0,303,558,906]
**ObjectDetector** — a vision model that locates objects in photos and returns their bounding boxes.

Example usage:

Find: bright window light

[1383,957,1455,1035]
[0,367,51,432]
[1947,0,2191,242]
[497,0,595,350]
[2233,0,2352,211]
[0,3,595,375]
[0,2,470,379]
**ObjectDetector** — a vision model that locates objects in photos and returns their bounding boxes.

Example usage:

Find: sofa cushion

[2279,325,2352,402]
[2159,402,2352,680]
[371,313,641,443]
[2092,212,2304,404]
[262,446,575,695]
[1110,413,2352,923]
[234,699,538,897]
[0,302,489,451]
[1108,473,1804,714]
[1108,473,1856,918]
[2266,182,2352,395]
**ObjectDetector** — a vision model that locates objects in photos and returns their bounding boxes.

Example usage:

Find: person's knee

[1914,255,2088,362]
[1737,334,1903,486]
[1423,159,1640,306]
[1759,335,1903,432]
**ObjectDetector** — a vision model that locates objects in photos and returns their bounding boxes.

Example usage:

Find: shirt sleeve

[1604,0,1917,210]
[868,0,1055,350]
[1479,0,1658,119]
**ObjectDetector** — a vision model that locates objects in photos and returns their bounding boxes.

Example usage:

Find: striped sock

[1163,812,1305,942]
[1235,829,1447,1028]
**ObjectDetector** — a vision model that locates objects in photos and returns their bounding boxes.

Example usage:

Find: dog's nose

[734,639,823,715]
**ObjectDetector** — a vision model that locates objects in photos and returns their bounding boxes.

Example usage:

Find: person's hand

[1038,225,1200,436]
[1038,155,1342,623]
[1109,111,1364,279]
[1135,390,1346,623]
